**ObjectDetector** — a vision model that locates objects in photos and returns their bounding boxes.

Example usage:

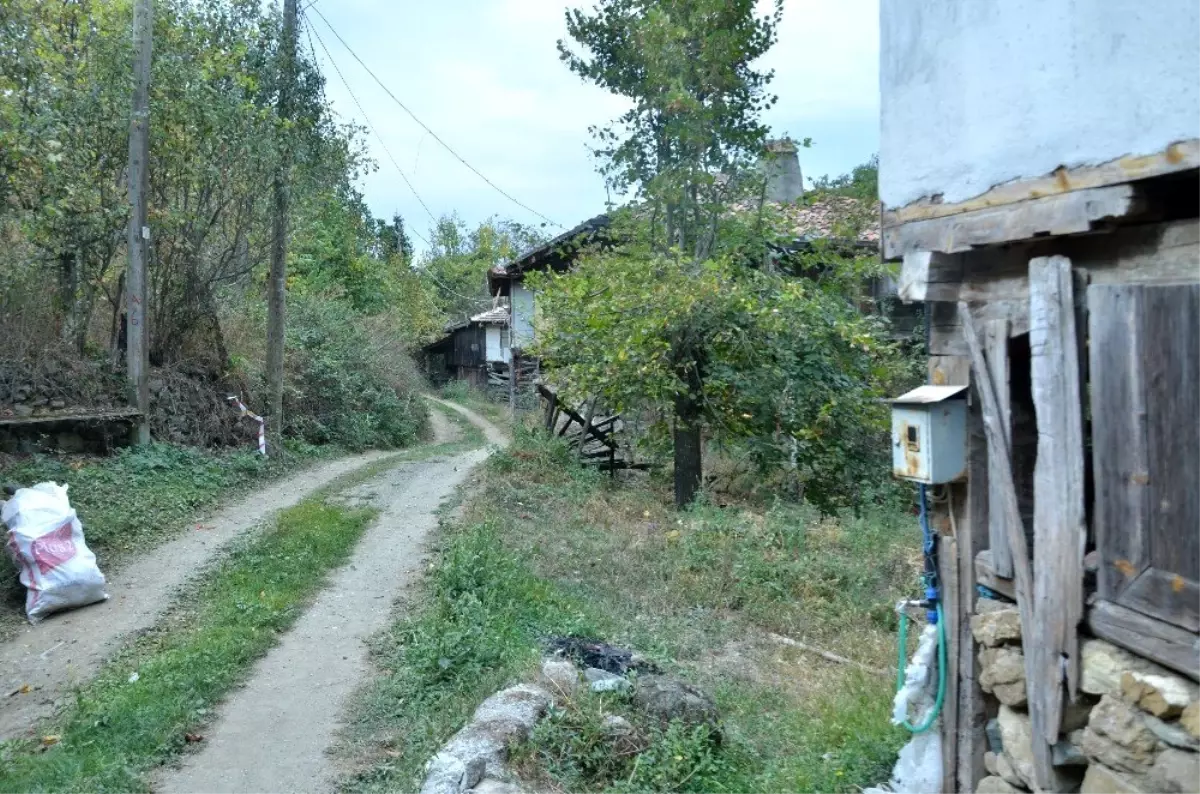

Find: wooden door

[1089,283,1199,645]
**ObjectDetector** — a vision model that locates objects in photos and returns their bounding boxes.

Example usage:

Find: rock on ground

[421,684,553,794]
[538,658,581,699]
[633,675,720,735]
[997,705,1037,789]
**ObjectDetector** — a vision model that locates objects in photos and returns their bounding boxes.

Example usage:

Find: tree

[557,0,783,506]
[418,214,543,323]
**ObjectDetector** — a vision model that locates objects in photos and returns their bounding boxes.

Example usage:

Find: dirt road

[156,400,503,793]
[0,450,400,741]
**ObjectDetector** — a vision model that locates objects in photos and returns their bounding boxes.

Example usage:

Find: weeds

[341,426,916,793]
[0,498,377,793]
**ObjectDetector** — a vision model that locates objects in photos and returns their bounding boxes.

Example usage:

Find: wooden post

[959,384,990,793]
[1028,256,1086,740]
[508,354,517,412]
[939,532,960,794]
[961,302,1065,791]
[125,0,152,446]
[577,398,597,462]
[265,0,298,454]
[983,318,1013,579]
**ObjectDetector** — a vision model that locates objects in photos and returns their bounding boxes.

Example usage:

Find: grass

[0,495,379,793]
[338,424,921,793]
[437,381,511,428]
[0,441,344,637]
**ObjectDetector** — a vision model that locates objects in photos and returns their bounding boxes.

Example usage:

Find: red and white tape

[226,395,267,456]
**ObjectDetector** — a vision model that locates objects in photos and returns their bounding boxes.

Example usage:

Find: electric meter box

[890,385,968,484]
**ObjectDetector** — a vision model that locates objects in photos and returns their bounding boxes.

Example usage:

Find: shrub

[280,296,428,450]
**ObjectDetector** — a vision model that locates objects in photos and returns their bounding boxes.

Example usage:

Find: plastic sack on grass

[2,482,108,623]
[865,620,942,794]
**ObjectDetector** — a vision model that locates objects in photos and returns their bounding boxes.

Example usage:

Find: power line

[306,5,565,230]
[304,14,437,244]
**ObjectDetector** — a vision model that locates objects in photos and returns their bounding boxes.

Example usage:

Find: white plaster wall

[880,0,1200,209]
[512,285,535,349]
[485,326,511,364]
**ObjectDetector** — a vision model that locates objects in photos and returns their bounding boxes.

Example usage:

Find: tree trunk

[673,392,702,508]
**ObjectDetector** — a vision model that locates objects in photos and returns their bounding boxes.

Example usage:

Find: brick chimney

[761,139,804,203]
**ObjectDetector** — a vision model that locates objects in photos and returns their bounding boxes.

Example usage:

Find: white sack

[3,482,108,623]
[865,621,943,794]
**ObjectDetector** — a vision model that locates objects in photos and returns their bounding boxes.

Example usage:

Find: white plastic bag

[2,482,108,623]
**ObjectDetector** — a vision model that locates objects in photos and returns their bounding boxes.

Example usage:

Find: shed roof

[470,305,510,325]
[488,214,612,288]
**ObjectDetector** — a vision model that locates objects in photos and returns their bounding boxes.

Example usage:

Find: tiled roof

[780,196,880,244]
[734,196,881,244]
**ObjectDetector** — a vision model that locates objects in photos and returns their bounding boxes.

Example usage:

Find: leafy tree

[809,154,879,202]
[418,214,543,323]
[556,0,783,506]
[531,208,906,513]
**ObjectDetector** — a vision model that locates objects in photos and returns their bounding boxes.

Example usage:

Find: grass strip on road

[0,496,378,793]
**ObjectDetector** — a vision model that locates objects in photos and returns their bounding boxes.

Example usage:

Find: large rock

[633,675,720,734]
[1079,696,1159,775]
[979,646,1027,707]
[977,775,1025,793]
[994,751,1028,787]
[997,705,1037,789]
[1120,671,1196,719]
[1148,747,1200,793]
[971,599,1023,647]
[1080,639,1181,699]
[420,684,552,794]
[1181,701,1200,740]
[1080,763,1144,794]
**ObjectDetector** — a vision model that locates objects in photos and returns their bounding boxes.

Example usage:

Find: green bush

[283,296,427,450]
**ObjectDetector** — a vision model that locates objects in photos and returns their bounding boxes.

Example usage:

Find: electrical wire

[304,15,437,244]
[306,5,565,230]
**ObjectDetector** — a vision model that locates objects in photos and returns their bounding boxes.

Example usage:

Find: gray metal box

[890,385,968,484]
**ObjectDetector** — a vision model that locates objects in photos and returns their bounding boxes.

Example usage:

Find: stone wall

[970,596,1198,794]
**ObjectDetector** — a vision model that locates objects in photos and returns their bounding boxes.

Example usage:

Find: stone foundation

[971,597,1199,793]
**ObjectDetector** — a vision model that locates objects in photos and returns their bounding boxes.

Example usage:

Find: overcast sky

[303,0,879,254]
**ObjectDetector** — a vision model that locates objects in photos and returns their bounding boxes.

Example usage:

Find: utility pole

[266,0,298,454]
[126,0,152,445]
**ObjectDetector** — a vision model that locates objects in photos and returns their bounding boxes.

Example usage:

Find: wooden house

[880,1,1198,792]
[421,304,510,388]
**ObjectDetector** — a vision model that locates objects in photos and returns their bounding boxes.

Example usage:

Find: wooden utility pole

[266,0,298,453]
[125,0,152,445]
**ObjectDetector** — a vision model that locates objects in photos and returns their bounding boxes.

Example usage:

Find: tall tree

[558,0,783,506]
